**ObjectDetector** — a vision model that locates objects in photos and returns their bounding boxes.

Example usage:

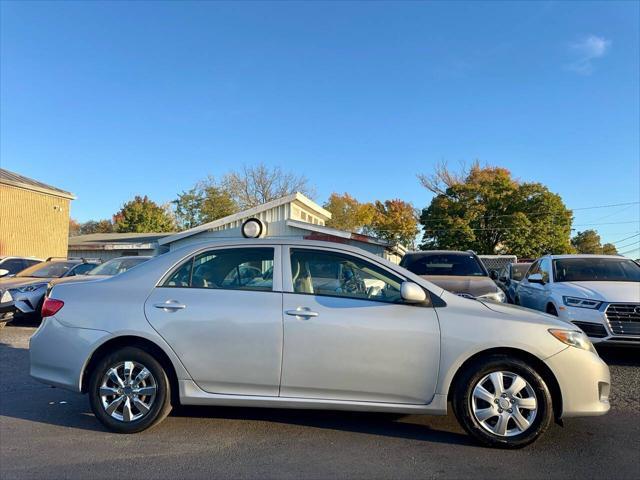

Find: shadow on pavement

[0,332,471,445]
[172,405,474,446]
[596,346,640,366]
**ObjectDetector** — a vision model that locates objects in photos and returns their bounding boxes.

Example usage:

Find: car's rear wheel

[88,347,172,433]
[452,355,553,448]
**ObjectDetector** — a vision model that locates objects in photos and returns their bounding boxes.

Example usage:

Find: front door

[144,246,283,396]
[280,247,441,404]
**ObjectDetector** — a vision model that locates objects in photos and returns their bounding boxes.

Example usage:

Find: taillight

[41,298,64,317]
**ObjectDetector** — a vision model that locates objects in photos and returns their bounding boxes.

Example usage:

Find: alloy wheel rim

[471,370,538,437]
[99,361,157,422]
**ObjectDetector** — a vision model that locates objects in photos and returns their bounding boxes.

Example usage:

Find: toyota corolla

[29,240,610,448]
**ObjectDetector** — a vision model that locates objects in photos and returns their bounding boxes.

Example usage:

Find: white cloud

[566,35,612,75]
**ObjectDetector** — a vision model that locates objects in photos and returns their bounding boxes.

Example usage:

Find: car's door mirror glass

[528,273,544,284]
[400,281,427,303]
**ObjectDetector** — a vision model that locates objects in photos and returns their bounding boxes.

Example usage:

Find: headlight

[478,290,507,303]
[563,296,602,309]
[15,283,48,293]
[549,329,596,353]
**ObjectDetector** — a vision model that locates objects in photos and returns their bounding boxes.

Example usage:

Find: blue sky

[1,1,639,255]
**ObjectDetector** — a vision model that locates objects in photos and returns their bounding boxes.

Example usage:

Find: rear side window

[163,248,274,292]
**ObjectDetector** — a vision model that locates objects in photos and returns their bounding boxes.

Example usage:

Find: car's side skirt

[178,380,448,415]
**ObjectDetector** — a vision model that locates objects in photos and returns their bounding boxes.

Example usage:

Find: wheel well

[447,347,563,420]
[546,303,558,314]
[81,336,180,405]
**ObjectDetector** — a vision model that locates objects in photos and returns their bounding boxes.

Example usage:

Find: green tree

[324,193,375,232]
[173,187,204,229]
[113,196,175,233]
[173,178,238,229]
[369,199,419,248]
[571,229,618,255]
[80,219,114,234]
[418,162,573,256]
[200,179,238,223]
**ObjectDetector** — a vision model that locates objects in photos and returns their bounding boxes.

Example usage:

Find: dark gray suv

[400,250,506,302]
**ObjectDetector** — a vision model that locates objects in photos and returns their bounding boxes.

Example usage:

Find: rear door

[144,246,283,396]
[280,246,441,404]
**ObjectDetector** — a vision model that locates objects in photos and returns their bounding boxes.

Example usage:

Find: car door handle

[285,308,319,318]
[154,301,187,311]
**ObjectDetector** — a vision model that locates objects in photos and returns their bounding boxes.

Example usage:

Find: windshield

[511,263,531,281]
[88,257,150,276]
[554,258,640,282]
[401,253,487,277]
[17,261,77,278]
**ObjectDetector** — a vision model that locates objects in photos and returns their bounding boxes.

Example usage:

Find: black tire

[546,304,558,316]
[452,355,553,449]
[88,347,172,433]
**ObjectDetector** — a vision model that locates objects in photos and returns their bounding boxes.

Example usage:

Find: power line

[572,201,640,211]
[421,201,640,223]
[619,246,640,256]
[616,239,640,250]
[610,233,640,244]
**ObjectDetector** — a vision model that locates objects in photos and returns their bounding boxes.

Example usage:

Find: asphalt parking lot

[1,325,639,480]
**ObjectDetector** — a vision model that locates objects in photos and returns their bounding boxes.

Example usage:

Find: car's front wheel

[88,347,172,433]
[452,355,553,448]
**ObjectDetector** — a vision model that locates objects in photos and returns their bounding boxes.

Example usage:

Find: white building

[159,192,406,263]
[68,233,169,261]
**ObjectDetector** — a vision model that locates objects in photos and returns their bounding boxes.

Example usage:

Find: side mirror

[528,273,544,284]
[401,281,427,304]
[489,270,498,280]
[0,269,9,278]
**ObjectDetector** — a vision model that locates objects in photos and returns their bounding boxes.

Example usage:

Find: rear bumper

[544,346,610,418]
[29,317,110,392]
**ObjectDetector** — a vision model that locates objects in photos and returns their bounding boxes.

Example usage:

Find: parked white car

[515,254,640,345]
[30,240,610,448]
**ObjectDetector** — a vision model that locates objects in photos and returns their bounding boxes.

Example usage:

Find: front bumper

[559,304,640,346]
[544,346,610,417]
[30,316,110,392]
[10,285,47,315]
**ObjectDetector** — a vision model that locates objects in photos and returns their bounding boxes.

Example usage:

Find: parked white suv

[516,255,640,345]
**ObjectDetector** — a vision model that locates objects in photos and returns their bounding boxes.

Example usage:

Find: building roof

[0,168,76,200]
[286,219,407,256]
[159,192,332,246]
[68,233,169,251]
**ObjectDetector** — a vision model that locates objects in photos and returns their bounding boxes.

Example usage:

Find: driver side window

[290,249,404,304]
[526,261,540,280]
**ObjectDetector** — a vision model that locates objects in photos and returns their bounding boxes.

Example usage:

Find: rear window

[401,253,487,277]
[16,261,78,278]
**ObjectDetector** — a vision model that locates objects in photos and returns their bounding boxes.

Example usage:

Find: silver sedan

[29,240,610,448]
